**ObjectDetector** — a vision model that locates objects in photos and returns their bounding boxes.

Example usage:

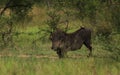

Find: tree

[0,0,34,47]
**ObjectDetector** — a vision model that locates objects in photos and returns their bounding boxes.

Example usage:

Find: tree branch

[0,0,13,16]
[8,4,29,8]
[0,0,29,17]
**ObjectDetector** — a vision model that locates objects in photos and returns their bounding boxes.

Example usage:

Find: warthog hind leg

[84,41,92,57]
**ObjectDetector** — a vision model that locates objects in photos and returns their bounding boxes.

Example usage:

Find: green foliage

[94,34,120,61]
[76,0,99,20]
[0,16,8,31]
[104,34,120,61]
[96,23,112,37]
[46,10,61,31]
[110,5,120,32]
[0,17,13,47]
[9,0,34,22]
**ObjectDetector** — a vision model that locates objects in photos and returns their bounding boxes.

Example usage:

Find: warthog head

[50,29,66,51]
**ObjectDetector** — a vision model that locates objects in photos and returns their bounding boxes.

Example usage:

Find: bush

[96,22,112,37]
[46,10,61,31]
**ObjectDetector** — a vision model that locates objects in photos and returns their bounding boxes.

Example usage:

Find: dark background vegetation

[0,0,120,61]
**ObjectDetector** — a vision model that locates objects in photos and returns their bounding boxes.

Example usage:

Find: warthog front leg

[56,50,67,58]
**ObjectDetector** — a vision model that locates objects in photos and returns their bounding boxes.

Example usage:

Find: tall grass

[0,57,119,75]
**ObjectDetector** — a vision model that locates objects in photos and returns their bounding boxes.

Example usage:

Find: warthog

[50,27,92,58]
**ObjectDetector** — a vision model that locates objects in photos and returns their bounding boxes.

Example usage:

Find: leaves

[46,10,61,31]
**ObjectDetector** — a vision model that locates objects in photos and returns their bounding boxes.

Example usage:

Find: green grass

[0,57,119,75]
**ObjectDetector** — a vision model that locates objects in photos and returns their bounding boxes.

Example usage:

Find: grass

[0,56,119,75]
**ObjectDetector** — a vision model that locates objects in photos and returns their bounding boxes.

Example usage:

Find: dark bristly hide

[50,27,92,58]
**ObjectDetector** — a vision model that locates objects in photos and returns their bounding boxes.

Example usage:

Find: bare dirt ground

[0,54,57,59]
[0,54,82,59]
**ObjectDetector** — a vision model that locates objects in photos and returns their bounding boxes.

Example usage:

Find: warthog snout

[51,41,61,50]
